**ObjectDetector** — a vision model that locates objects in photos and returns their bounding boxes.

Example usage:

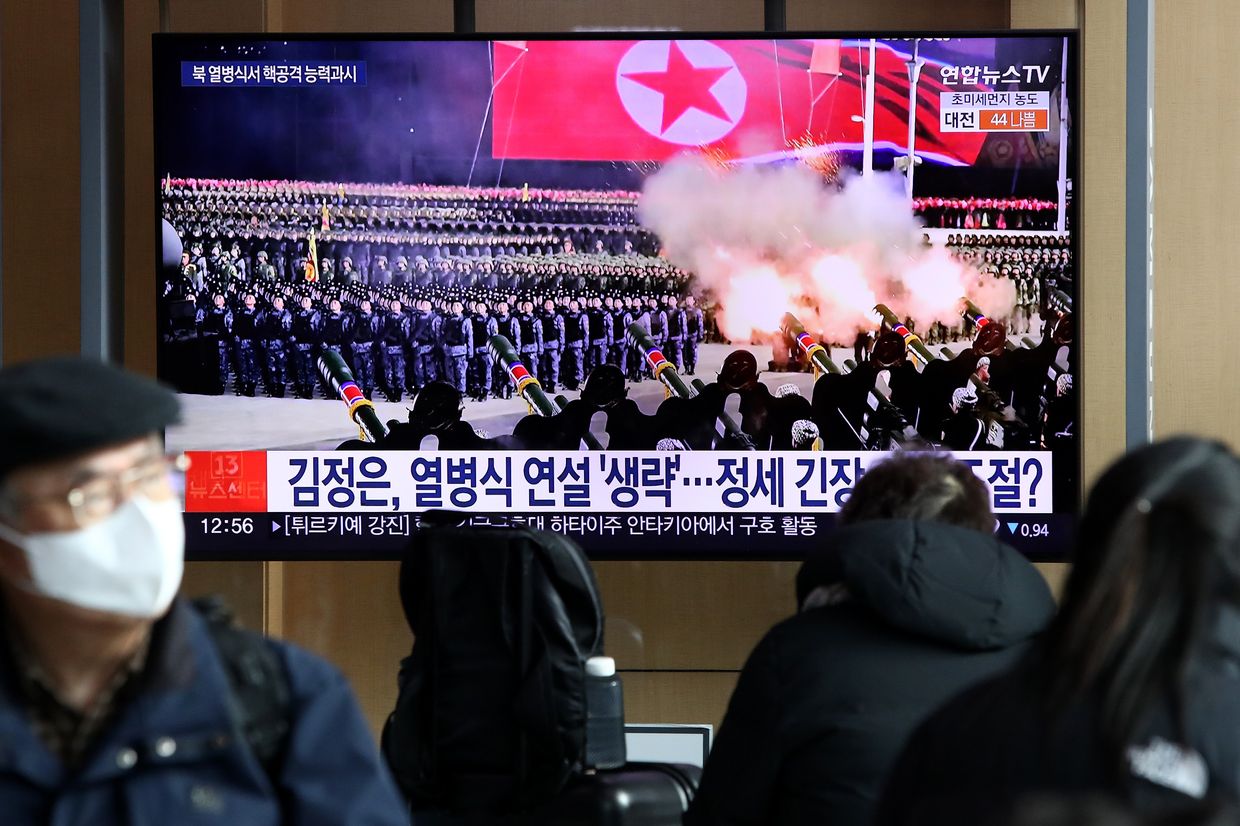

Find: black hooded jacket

[684,519,1056,826]
[875,606,1240,825]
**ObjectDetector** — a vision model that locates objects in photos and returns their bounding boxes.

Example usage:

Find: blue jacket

[0,600,408,825]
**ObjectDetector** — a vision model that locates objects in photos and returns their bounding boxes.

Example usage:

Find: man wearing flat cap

[0,357,406,824]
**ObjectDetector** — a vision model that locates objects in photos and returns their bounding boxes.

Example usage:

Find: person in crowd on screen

[0,357,406,825]
[379,298,411,403]
[561,299,588,392]
[685,454,1055,826]
[584,296,612,376]
[259,294,292,398]
[230,292,263,398]
[195,293,232,395]
[349,298,380,400]
[683,294,705,376]
[288,295,321,400]
[467,302,498,402]
[516,299,543,382]
[538,298,565,393]
[877,438,1240,825]
[440,300,473,396]
[491,301,519,400]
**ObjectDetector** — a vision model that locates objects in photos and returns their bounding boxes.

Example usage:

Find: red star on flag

[622,41,733,134]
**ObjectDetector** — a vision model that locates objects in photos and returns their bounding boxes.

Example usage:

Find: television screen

[153,33,1077,560]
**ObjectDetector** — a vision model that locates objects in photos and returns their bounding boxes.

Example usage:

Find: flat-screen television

[153,32,1078,560]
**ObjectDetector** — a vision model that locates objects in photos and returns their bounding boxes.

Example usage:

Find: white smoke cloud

[638,158,1017,344]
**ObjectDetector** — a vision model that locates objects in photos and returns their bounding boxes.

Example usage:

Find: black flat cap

[0,357,180,480]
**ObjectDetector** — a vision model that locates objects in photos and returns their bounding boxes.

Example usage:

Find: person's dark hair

[838,453,993,534]
[1042,437,1240,776]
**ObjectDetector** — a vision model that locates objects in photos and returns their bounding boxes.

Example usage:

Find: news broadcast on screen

[153,33,1077,559]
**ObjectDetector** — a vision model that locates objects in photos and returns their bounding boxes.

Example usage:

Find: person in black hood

[877,438,1240,826]
[684,453,1055,826]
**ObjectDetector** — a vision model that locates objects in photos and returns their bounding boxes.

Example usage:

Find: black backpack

[382,523,605,815]
[193,597,292,779]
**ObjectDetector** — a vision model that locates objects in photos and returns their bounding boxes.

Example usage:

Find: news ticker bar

[185,511,1076,561]
[185,450,1054,516]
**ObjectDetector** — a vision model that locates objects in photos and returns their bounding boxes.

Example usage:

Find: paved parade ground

[167,338,1008,452]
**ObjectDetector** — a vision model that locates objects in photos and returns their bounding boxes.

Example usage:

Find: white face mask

[0,495,185,619]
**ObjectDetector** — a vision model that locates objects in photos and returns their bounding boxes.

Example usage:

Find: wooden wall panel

[596,561,797,670]
[164,0,266,32]
[278,562,411,735]
[181,560,268,631]
[621,671,739,732]
[272,0,453,32]
[787,0,1008,31]
[1151,0,1240,445]
[123,0,160,378]
[476,0,763,32]
[1078,0,1128,488]
[1010,0,1078,28]
[1,0,81,364]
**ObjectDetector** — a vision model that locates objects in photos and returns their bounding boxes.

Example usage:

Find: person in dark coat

[0,357,406,826]
[685,453,1055,826]
[379,298,411,403]
[259,294,292,398]
[877,438,1240,826]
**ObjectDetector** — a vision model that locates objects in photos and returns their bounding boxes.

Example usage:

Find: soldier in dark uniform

[350,298,380,399]
[289,295,322,399]
[371,255,392,287]
[645,298,668,379]
[206,242,225,279]
[408,299,437,392]
[539,299,566,392]
[626,299,649,383]
[663,296,687,372]
[440,301,473,395]
[259,294,292,397]
[585,297,611,375]
[340,257,362,285]
[392,257,412,289]
[940,386,992,450]
[468,302,499,402]
[230,293,263,397]
[195,293,233,395]
[609,299,632,377]
[378,382,494,451]
[558,365,657,450]
[683,295,704,375]
[915,322,1005,442]
[188,241,207,279]
[562,300,588,391]
[516,300,544,382]
[697,350,770,449]
[318,298,350,397]
[229,242,247,281]
[413,257,432,289]
[492,301,520,400]
[379,299,411,403]
[253,250,277,283]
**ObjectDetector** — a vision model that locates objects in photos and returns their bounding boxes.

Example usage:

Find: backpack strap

[192,596,293,784]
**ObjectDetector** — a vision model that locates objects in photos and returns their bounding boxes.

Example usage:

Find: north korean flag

[490,39,988,166]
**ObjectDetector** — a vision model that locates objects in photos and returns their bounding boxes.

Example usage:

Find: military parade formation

[160,178,1073,461]
[161,178,716,400]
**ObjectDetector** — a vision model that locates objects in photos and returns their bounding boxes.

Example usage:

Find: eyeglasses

[6,453,190,527]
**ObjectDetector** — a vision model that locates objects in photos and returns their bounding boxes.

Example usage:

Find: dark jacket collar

[0,600,244,788]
